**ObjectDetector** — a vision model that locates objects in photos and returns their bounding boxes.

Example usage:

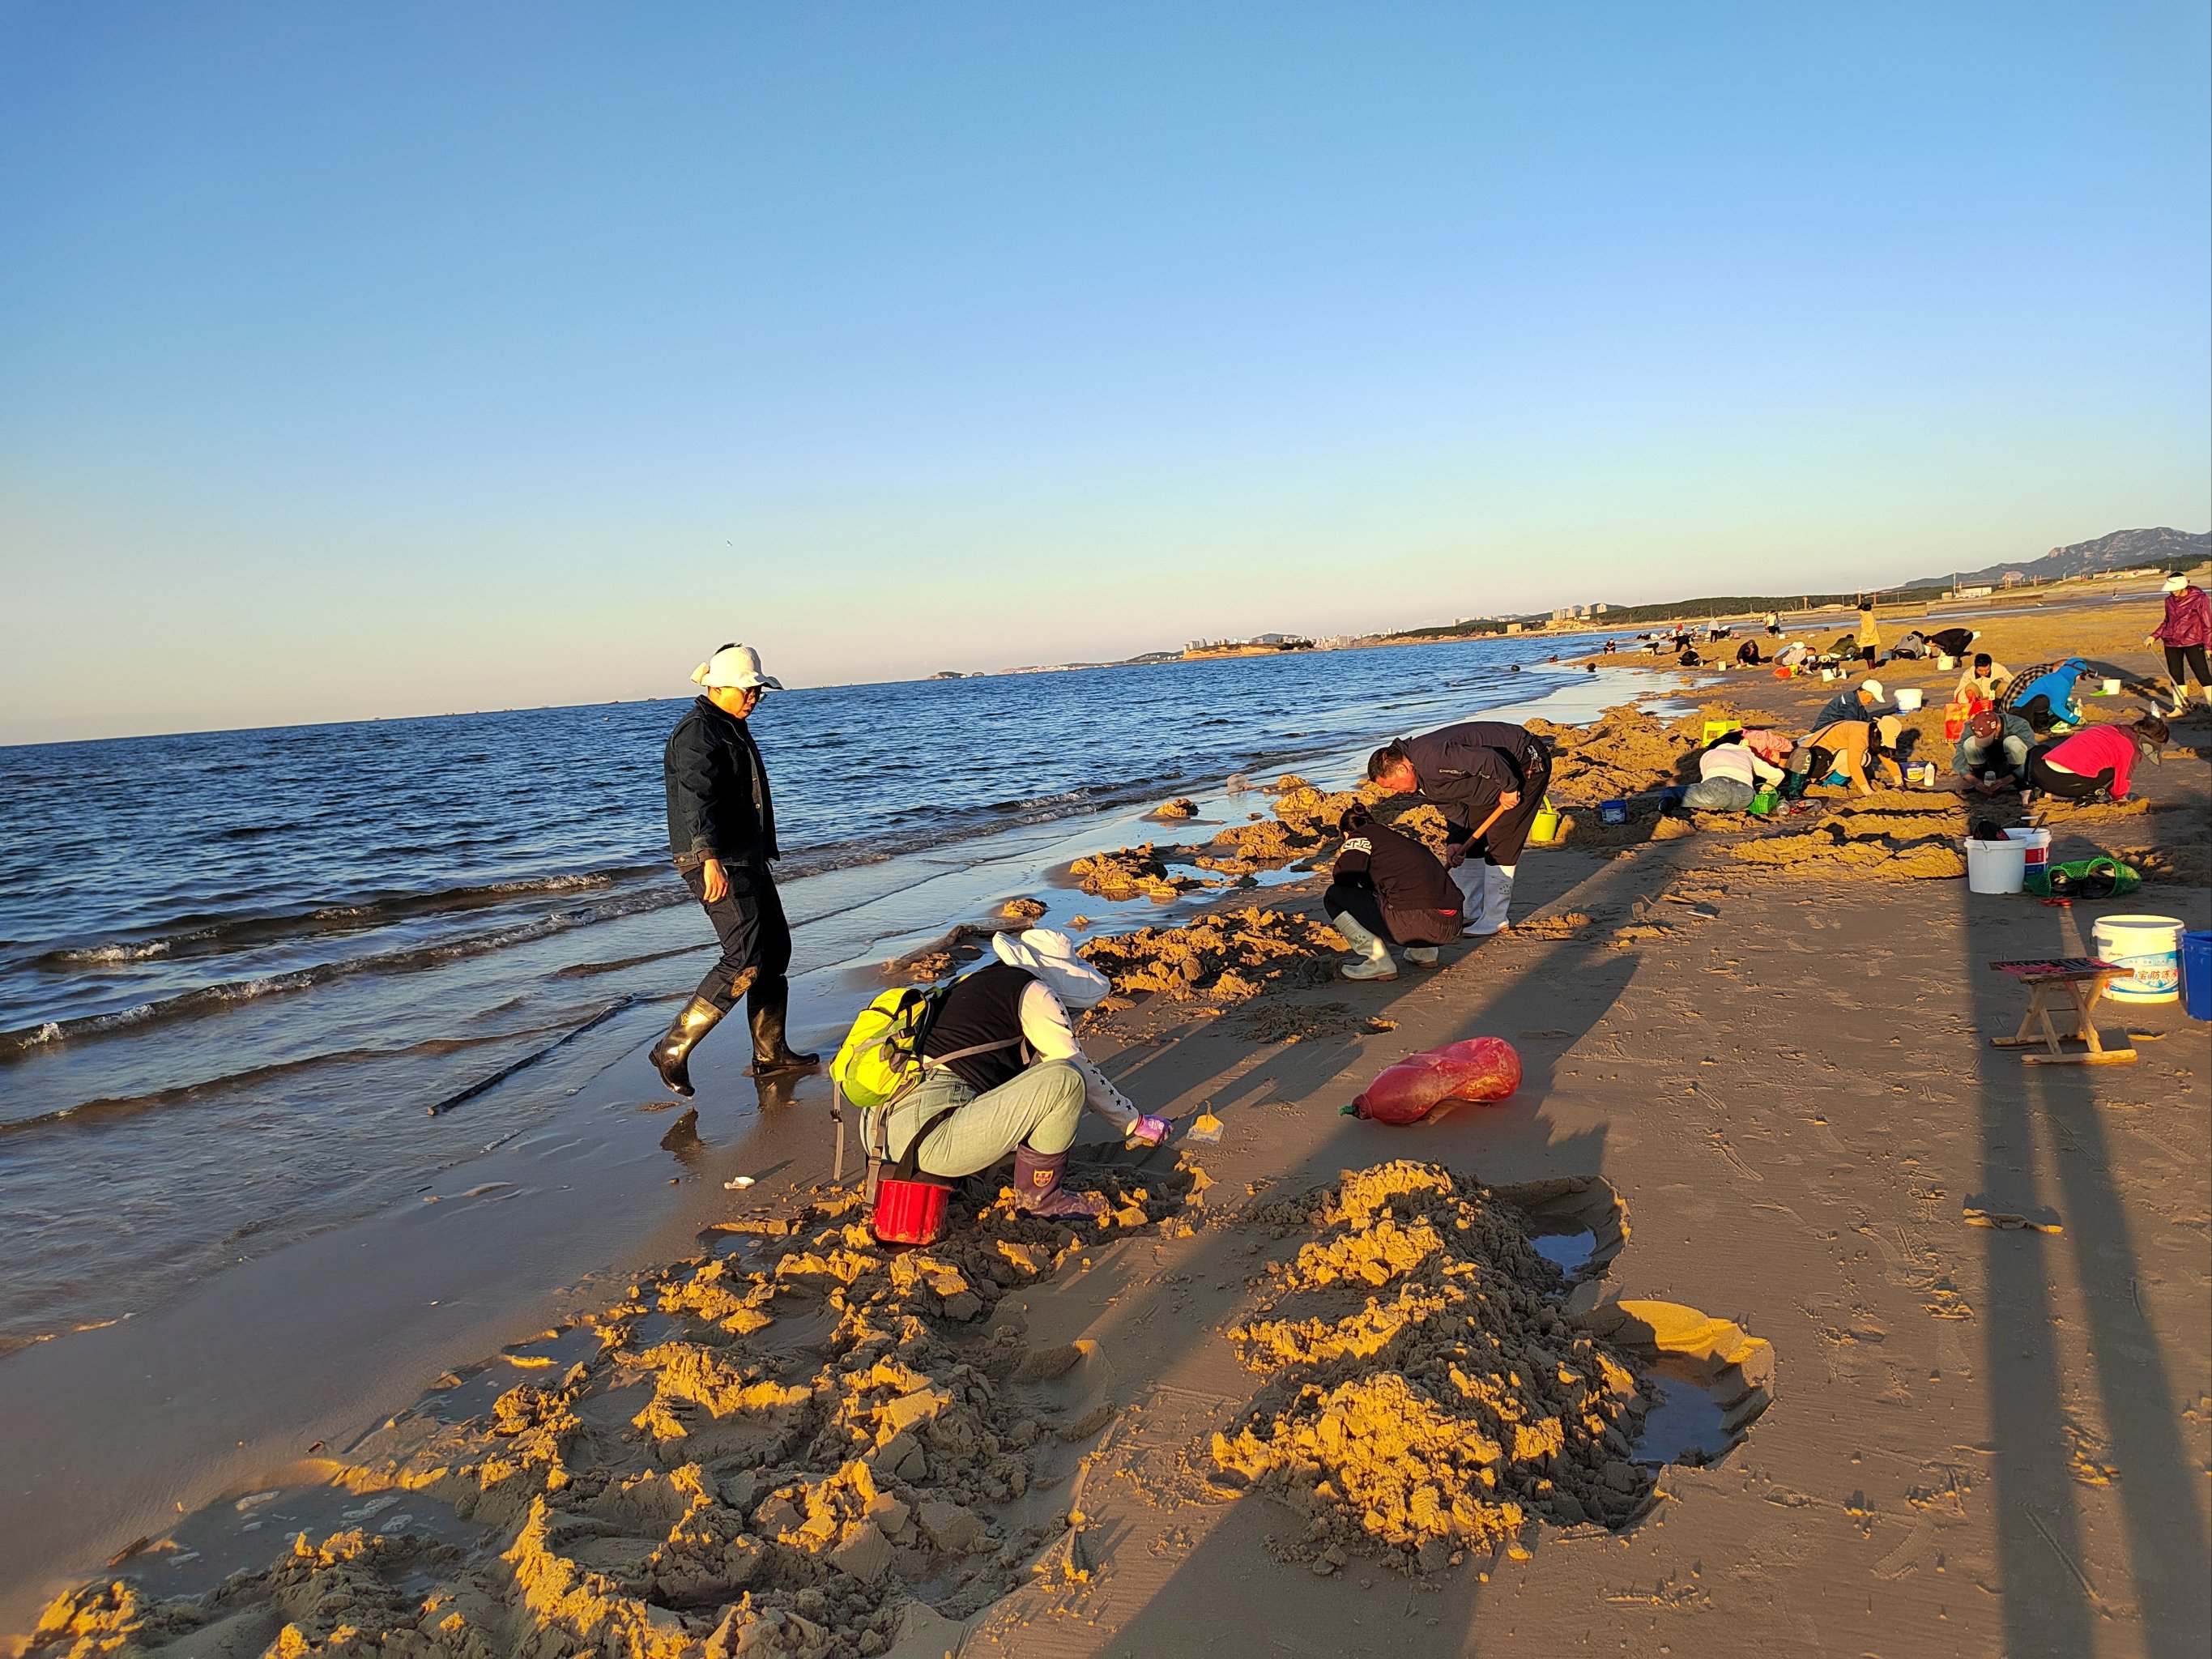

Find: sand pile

[1078,906,1345,1006]
[32,1169,1199,1659]
[1066,844,1210,902]
[1208,1162,1650,1576]
[1523,705,1741,805]
[1724,789,1967,880]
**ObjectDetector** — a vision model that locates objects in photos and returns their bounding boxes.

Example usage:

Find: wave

[31,864,668,972]
[0,1017,595,1135]
[0,889,691,1060]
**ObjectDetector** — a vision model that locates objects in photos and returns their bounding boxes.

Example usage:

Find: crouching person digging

[855,929,1167,1230]
[1323,805,1462,981]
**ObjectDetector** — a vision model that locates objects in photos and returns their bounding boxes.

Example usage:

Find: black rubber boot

[650,996,725,1098]
[745,996,820,1077]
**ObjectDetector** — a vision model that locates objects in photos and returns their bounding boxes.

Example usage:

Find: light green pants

[878,1060,1085,1178]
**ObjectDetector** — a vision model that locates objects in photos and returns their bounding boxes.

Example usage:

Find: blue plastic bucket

[1599,800,1628,825]
[2184,930,2212,1021]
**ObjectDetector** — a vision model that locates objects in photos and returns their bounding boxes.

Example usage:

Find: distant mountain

[1912,527,2209,590]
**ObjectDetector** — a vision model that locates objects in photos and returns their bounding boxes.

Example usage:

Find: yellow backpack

[829,986,946,1111]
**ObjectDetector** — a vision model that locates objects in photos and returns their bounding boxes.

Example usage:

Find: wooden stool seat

[1987,957,2137,1066]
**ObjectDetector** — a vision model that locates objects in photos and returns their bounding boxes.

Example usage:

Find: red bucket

[872,1174,951,1246]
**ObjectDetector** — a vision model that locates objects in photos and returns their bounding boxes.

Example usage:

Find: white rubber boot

[1448,859,1485,929]
[1329,912,1399,981]
[1404,945,1439,966]
[1467,864,1516,936]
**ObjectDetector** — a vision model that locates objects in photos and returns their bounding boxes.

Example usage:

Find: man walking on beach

[652,643,817,1098]
[1366,720,1551,936]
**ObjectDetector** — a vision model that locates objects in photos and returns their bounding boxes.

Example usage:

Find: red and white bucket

[2003,826,2051,878]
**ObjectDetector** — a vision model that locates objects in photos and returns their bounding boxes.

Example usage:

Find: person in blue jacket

[1999,657,2090,731]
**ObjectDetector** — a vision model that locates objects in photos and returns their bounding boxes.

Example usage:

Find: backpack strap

[888,1102,968,1187]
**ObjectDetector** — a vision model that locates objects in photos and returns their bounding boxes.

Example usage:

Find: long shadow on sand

[1968,897,2209,1657]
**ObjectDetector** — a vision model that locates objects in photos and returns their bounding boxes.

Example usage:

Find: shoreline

[11,592,2209,1655]
[0,663,1663,1635]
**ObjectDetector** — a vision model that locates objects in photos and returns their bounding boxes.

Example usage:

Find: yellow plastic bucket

[1529,800,1563,845]
[1701,719,1742,744]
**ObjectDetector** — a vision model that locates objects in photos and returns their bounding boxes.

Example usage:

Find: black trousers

[681,860,792,1018]
[2025,751,2112,801]
[1471,747,1554,866]
[2166,644,2210,689]
[1322,883,1460,949]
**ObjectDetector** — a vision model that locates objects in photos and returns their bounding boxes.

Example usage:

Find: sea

[0,634,1626,1354]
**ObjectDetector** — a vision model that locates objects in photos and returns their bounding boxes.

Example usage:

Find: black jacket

[1402,721,1537,842]
[1332,816,1457,914]
[664,697,780,867]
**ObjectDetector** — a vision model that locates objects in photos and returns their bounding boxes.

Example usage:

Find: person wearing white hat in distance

[652,643,816,1096]
[2146,572,2210,717]
[872,929,1169,1221]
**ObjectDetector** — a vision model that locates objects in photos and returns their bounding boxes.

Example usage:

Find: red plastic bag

[1352,1037,1521,1125]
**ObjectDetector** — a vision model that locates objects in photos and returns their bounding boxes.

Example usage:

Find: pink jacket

[2154,584,2210,649]
[2041,724,2143,798]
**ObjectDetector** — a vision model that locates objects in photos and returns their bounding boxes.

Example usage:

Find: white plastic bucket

[2100,677,2121,695]
[1894,688,1924,711]
[1936,654,1956,672]
[1965,838,2027,894]
[2093,915,2183,1004]
[2002,825,2052,875]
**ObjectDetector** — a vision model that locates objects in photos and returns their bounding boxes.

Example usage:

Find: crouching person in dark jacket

[653,643,817,1098]
[1322,807,1462,981]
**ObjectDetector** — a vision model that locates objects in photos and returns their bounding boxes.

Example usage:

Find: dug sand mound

[31,1168,1196,1659]
[1208,1162,1651,1576]
[1524,704,1746,805]
[1079,906,1345,1006]
[1066,844,1208,902]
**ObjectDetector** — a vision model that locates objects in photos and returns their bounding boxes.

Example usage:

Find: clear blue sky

[3,3,2206,740]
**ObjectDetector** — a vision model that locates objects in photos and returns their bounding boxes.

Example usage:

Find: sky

[2,3,2207,743]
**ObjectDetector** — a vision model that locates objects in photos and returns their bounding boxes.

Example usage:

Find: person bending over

[1681,731,1784,812]
[2000,658,2090,731]
[1814,676,1886,727]
[1733,639,1763,667]
[1925,627,1980,661]
[1953,708,2034,795]
[2025,716,2168,804]
[1367,721,1553,936]
[872,930,1166,1222]
[2148,573,2210,717]
[1322,806,1463,981]
[1792,715,1903,796]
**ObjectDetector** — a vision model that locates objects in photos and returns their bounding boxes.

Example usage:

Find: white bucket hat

[2165,574,2189,593]
[692,643,784,691]
[993,928,1113,1010]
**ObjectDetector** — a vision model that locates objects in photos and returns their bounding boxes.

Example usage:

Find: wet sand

[15,598,2211,1657]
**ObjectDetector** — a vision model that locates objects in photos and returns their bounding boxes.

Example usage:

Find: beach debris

[723,1175,756,1190]
[1351,1038,1522,1126]
[1078,906,1344,1004]
[1208,1162,1652,1569]
[1963,1202,2063,1234]
[32,1158,1197,1659]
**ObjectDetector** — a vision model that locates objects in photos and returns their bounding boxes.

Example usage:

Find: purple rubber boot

[1012,1147,1106,1219]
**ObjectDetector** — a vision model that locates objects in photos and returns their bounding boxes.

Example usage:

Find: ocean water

[0,635,1611,1350]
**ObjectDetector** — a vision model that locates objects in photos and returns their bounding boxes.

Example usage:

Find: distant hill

[1911,527,2209,590]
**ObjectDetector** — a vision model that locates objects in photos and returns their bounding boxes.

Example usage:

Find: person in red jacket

[2146,573,2210,717]
[2024,715,2169,804]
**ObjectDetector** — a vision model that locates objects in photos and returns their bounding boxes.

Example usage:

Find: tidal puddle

[1630,1358,1733,1468]
[124,1483,485,1598]
[1529,1228,1598,1277]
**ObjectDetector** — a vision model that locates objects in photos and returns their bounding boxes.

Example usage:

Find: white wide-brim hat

[693,643,784,691]
[2165,575,2189,593]
[993,928,1113,1010]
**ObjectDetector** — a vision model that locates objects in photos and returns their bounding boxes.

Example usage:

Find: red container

[872,1174,952,1246]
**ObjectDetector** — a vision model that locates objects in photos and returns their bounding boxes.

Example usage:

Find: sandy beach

[16,592,2210,1659]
